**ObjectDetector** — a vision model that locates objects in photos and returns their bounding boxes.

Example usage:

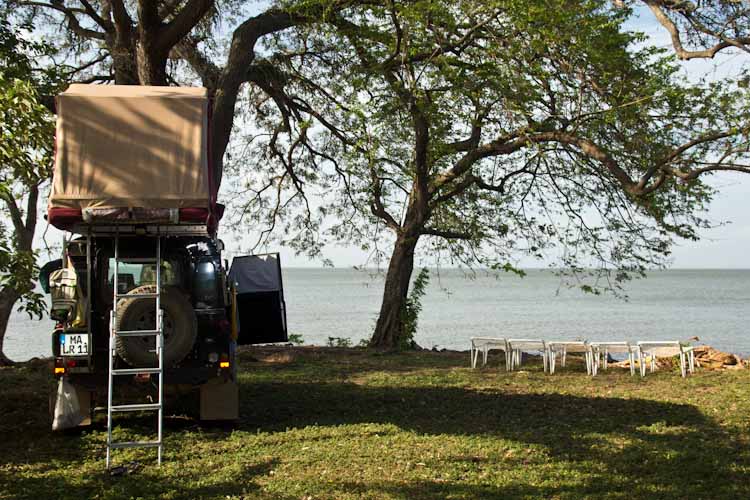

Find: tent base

[199,378,239,421]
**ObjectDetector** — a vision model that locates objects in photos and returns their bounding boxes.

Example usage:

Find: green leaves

[0,15,58,325]
[0,74,54,185]
[399,267,430,350]
[232,1,750,307]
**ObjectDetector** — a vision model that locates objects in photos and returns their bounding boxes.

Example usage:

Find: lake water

[5,268,750,361]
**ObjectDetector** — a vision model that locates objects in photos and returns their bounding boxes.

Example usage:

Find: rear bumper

[63,364,228,388]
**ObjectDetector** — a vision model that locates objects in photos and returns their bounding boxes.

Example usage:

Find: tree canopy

[8,0,750,348]
[232,0,750,346]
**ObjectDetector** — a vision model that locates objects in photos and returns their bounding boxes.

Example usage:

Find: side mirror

[39,259,63,294]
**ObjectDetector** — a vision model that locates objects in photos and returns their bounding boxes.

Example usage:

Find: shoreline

[7,343,746,372]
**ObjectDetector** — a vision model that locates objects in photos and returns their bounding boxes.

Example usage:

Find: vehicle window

[108,258,180,294]
[193,261,220,308]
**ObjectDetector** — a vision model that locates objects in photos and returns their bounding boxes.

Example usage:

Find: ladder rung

[111,403,161,412]
[111,368,161,376]
[116,293,159,299]
[109,440,161,449]
[115,329,161,337]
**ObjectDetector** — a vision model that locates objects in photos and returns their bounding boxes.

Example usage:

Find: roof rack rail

[70,224,211,237]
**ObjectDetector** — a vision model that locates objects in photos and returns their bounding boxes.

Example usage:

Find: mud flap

[200,378,239,421]
[52,379,91,430]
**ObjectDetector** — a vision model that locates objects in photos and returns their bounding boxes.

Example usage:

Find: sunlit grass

[1,348,749,499]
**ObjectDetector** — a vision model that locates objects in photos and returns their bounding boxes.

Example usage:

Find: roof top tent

[47,84,222,235]
[229,253,288,345]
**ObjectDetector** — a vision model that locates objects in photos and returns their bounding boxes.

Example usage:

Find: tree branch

[19,1,106,39]
[637,129,737,190]
[159,0,215,54]
[24,184,39,246]
[137,0,160,31]
[446,122,481,153]
[211,7,316,187]
[643,0,750,60]
[433,129,640,196]
[421,228,473,240]
[77,0,112,31]
[664,163,750,181]
[172,37,222,88]
[1,193,27,247]
[108,0,133,38]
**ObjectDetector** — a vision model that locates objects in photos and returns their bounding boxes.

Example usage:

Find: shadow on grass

[3,354,749,499]
[239,380,749,499]
[0,458,293,500]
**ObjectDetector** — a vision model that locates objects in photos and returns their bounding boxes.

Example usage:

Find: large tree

[12,1,750,350]
[230,0,750,348]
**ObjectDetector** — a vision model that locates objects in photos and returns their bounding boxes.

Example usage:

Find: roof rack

[70,224,211,237]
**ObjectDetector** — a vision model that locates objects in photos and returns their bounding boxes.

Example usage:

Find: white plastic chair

[547,341,593,375]
[469,337,509,370]
[507,339,548,372]
[637,341,695,378]
[589,342,638,376]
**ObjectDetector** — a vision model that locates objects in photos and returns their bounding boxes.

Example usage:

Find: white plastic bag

[52,378,84,431]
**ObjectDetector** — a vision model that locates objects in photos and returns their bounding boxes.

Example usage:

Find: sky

[36,4,750,270]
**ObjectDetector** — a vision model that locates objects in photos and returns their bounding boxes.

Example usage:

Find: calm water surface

[6,268,750,361]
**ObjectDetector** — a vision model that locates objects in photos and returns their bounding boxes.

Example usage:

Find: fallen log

[608,345,746,371]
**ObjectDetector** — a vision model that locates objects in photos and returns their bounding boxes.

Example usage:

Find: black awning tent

[228,253,287,345]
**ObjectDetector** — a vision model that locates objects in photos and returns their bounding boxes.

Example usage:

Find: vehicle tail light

[66,359,77,368]
[219,353,230,369]
[54,357,65,375]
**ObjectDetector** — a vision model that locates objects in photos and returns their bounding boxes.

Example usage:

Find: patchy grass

[1,347,750,499]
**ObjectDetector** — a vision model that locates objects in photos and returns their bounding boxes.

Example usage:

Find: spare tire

[115,285,197,367]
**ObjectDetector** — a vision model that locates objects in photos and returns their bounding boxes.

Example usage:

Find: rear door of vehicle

[228,253,287,345]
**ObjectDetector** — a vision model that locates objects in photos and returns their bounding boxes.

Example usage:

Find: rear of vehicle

[43,85,287,430]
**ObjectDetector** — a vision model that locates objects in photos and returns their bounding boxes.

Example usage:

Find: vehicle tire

[115,285,197,367]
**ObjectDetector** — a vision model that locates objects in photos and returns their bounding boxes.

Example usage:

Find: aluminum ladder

[106,235,164,468]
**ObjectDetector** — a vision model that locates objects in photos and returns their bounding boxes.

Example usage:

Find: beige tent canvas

[49,85,211,214]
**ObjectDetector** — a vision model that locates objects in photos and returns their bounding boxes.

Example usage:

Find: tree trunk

[136,44,169,85]
[370,234,420,349]
[0,289,21,366]
[112,50,140,85]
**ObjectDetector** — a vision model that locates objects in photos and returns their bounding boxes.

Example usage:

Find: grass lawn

[1,347,749,499]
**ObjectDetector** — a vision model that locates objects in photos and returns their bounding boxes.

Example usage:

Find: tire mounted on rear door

[115,284,197,367]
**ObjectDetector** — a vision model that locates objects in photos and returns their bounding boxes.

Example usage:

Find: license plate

[60,333,89,356]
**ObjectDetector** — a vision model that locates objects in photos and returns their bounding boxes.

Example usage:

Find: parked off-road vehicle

[42,234,286,424]
[42,85,287,447]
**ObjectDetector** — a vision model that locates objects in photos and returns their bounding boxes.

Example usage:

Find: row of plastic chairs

[469,337,696,377]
